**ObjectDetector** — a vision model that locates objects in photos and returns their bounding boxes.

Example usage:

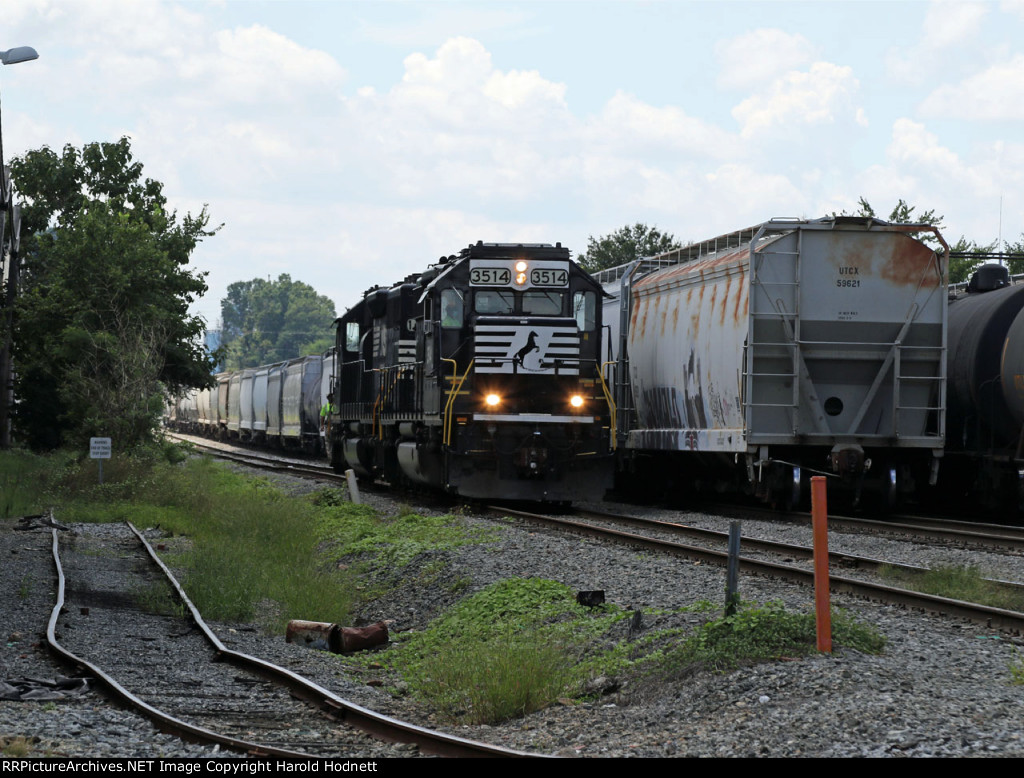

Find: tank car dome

[967,263,1010,293]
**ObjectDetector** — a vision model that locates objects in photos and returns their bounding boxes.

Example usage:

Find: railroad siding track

[46,522,534,758]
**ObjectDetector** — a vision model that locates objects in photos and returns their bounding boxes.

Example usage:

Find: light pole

[0,45,38,449]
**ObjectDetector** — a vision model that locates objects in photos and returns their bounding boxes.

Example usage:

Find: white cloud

[919,54,1024,119]
[852,118,1019,241]
[922,0,989,48]
[196,24,347,105]
[715,29,818,90]
[886,0,989,83]
[1002,0,1024,17]
[356,7,532,47]
[592,91,742,158]
[732,62,864,138]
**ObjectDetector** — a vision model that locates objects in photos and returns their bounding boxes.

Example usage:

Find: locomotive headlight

[570,394,585,409]
[485,393,502,407]
[515,261,528,286]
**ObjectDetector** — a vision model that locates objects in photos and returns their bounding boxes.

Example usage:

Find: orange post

[811,476,832,653]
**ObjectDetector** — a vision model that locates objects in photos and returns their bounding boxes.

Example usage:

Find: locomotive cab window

[441,289,464,328]
[344,322,360,353]
[523,291,564,316]
[573,291,596,331]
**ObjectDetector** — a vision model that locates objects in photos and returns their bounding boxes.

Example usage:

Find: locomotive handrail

[599,361,617,450]
[442,358,474,448]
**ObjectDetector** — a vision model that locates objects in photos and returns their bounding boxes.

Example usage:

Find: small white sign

[90,437,111,459]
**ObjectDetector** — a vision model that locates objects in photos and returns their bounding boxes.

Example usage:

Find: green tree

[947,235,1000,284]
[8,137,218,450]
[576,223,681,273]
[1002,234,1024,276]
[220,274,336,369]
[846,197,945,239]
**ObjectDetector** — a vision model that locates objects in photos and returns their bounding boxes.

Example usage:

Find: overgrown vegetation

[0,446,353,631]
[2,446,890,727]
[336,577,886,725]
[879,563,1024,612]
[0,449,53,518]
[656,600,885,678]
[353,578,629,723]
[315,497,498,575]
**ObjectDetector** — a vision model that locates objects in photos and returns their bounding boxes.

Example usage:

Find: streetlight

[0,44,38,448]
[1,47,38,66]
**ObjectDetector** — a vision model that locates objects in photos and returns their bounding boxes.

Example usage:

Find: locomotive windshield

[522,291,563,315]
[474,290,514,314]
[472,289,567,316]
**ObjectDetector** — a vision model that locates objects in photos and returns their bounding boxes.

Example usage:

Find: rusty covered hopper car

[606,216,948,508]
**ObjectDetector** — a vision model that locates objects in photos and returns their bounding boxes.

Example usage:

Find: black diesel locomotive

[325,242,615,502]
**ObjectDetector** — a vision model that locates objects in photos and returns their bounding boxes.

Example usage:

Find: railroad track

[170,431,1024,553]
[168,431,1024,632]
[776,508,1024,552]
[45,521,536,758]
[487,504,1024,634]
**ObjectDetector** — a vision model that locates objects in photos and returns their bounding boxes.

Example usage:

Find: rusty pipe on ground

[285,620,389,653]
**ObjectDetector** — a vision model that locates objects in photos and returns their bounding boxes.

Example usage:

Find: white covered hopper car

[600,216,948,509]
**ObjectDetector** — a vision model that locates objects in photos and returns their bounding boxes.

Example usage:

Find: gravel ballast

[3,473,1024,758]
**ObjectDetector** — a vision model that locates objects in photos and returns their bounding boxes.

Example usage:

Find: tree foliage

[1002,234,1024,277]
[220,275,336,369]
[9,137,218,450]
[576,223,681,273]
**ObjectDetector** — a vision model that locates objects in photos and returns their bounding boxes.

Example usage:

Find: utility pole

[0,45,38,448]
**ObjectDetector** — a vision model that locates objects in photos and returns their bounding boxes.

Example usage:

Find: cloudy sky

[4,0,1024,327]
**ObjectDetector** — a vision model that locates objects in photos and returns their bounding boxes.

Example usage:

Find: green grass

[0,450,55,518]
[315,498,498,579]
[2,447,357,632]
[657,600,886,678]
[138,460,357,630]
[359,578,628,723]
[0,736,34,757]
[879,563,1024,611]
[336,579,885,725]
